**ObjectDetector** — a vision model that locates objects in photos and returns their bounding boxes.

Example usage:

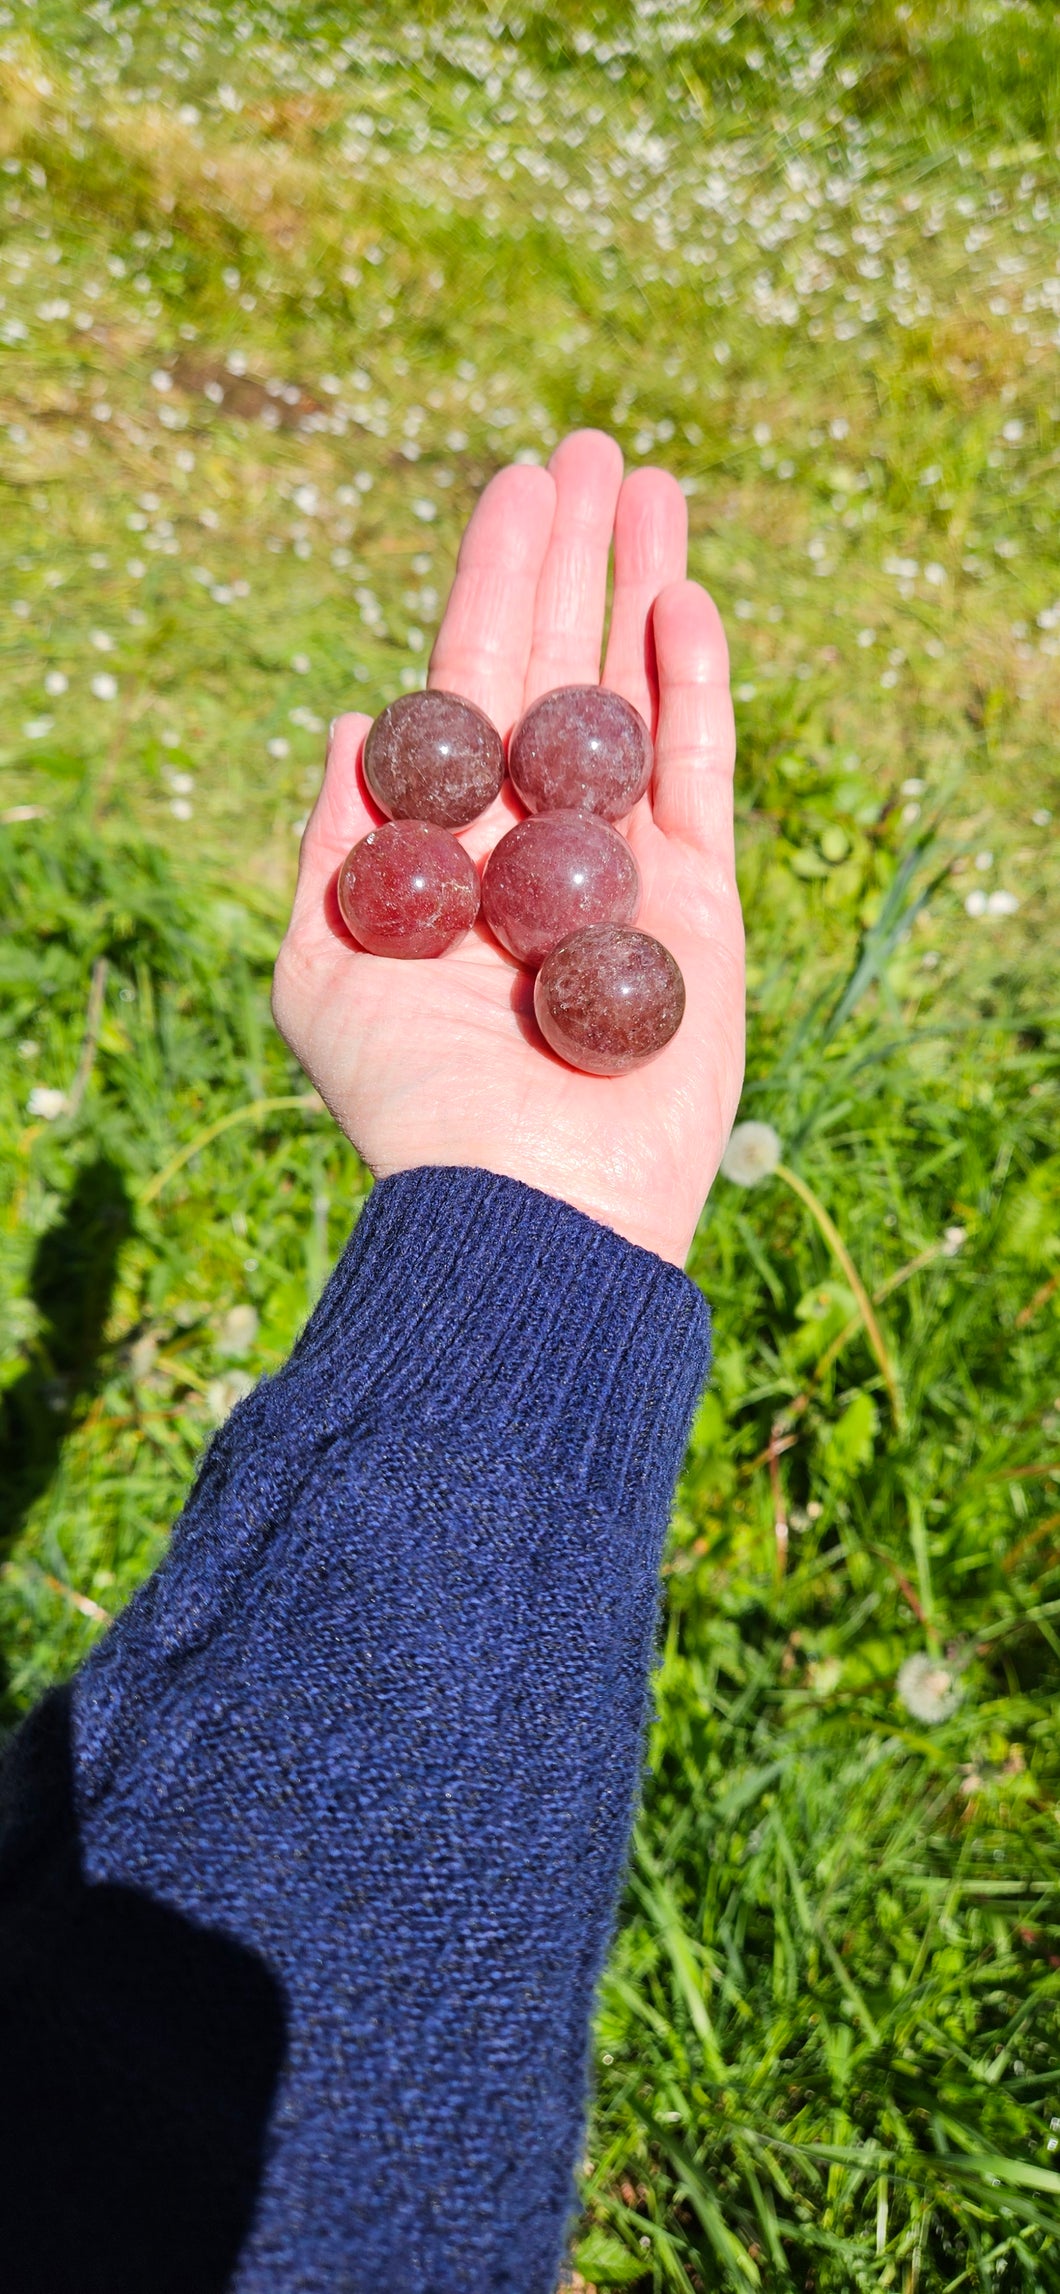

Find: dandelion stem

[774,1163,903,1430]
[64,955,109,1121]
[138,1092,324,1205]
[813,1243,945,1387]
[905,1487,937,1638]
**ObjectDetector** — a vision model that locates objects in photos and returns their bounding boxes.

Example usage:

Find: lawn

[1,1,1059,2286]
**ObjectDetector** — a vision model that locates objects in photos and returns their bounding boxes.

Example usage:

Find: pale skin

[272,428,745,1269]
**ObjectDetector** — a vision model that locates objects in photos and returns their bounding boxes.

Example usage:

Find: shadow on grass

[0,1170,289,2284]
[0,1157,131,1710]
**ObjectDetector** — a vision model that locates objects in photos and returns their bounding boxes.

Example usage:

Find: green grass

[1,1,1059,2285]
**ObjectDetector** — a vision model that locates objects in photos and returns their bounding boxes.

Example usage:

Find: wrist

[277,1164,712,1508]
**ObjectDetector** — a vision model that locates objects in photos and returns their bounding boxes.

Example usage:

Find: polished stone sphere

[363,689,505,829]
[481,811,640,969]
[534,924,685,1075]
[508,686,653,820]
[338,820,480,958]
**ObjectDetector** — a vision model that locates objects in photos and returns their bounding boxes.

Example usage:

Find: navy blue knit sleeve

[14,1167,710,2293]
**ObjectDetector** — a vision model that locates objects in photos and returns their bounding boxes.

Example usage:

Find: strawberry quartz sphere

[363,689,505,829]
[508,686,653,821]
[534,924,685,1075]
[337,820,480,958]
[481,811,641,969]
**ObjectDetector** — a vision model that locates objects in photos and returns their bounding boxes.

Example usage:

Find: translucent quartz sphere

[363,689,505,829]
[337,820,480,959]
[534,924,685,1076]
[508,686,653,821]
[481,811,641,969]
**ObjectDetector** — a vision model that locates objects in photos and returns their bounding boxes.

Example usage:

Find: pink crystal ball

[508,686,653,821]
[363,689,505,829]
[481,811,641,969]
[337,820,480,959]
[534,924,685,1076]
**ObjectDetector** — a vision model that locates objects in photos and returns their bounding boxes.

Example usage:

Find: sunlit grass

[1,2,1059,2285]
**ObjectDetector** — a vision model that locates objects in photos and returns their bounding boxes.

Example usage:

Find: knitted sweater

[0,1165,711,2294]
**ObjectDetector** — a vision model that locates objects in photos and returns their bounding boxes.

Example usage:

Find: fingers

[650,581,736,870]
[428,461,556,736]
[602,467,688,733]
[288,710,373,941]
[522,430,624,703]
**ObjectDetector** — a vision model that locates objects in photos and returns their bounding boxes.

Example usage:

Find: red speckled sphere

[508,685,653,820]
[534,924,685,1075]
[363,689,505,829]
[481,811,641,969]
[337,820,480,958]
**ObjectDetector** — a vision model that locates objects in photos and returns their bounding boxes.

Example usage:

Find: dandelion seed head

[27,1086,68,1121]
[720,1122,782,1187]
[218,1304,259,1358]
[206,1369,255,1424]
[896,1652,962,1724]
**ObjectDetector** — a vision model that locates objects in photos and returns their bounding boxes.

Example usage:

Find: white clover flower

[27,1086,68,1120]
[965,889,987,917]
[986,889,1019,916]
[942,1226,966,1256]
[896,1652,962,1724]
[44,670,68,697]
[91,672,118,701]
[720,1122,782,1187]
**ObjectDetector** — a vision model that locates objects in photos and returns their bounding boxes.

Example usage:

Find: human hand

[272,429,744,1268]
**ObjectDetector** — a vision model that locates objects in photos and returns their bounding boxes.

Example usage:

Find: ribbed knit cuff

[273,1166,711,1516]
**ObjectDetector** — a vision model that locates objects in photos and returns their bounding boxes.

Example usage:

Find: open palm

[272,430,744,1267]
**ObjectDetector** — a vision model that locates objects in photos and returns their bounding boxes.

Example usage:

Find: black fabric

[0,1688,286,2293]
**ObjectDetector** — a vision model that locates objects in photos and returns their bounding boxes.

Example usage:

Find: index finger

[428,461,556,737]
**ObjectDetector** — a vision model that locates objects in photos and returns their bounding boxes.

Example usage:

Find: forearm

[1,1168,710,2293]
